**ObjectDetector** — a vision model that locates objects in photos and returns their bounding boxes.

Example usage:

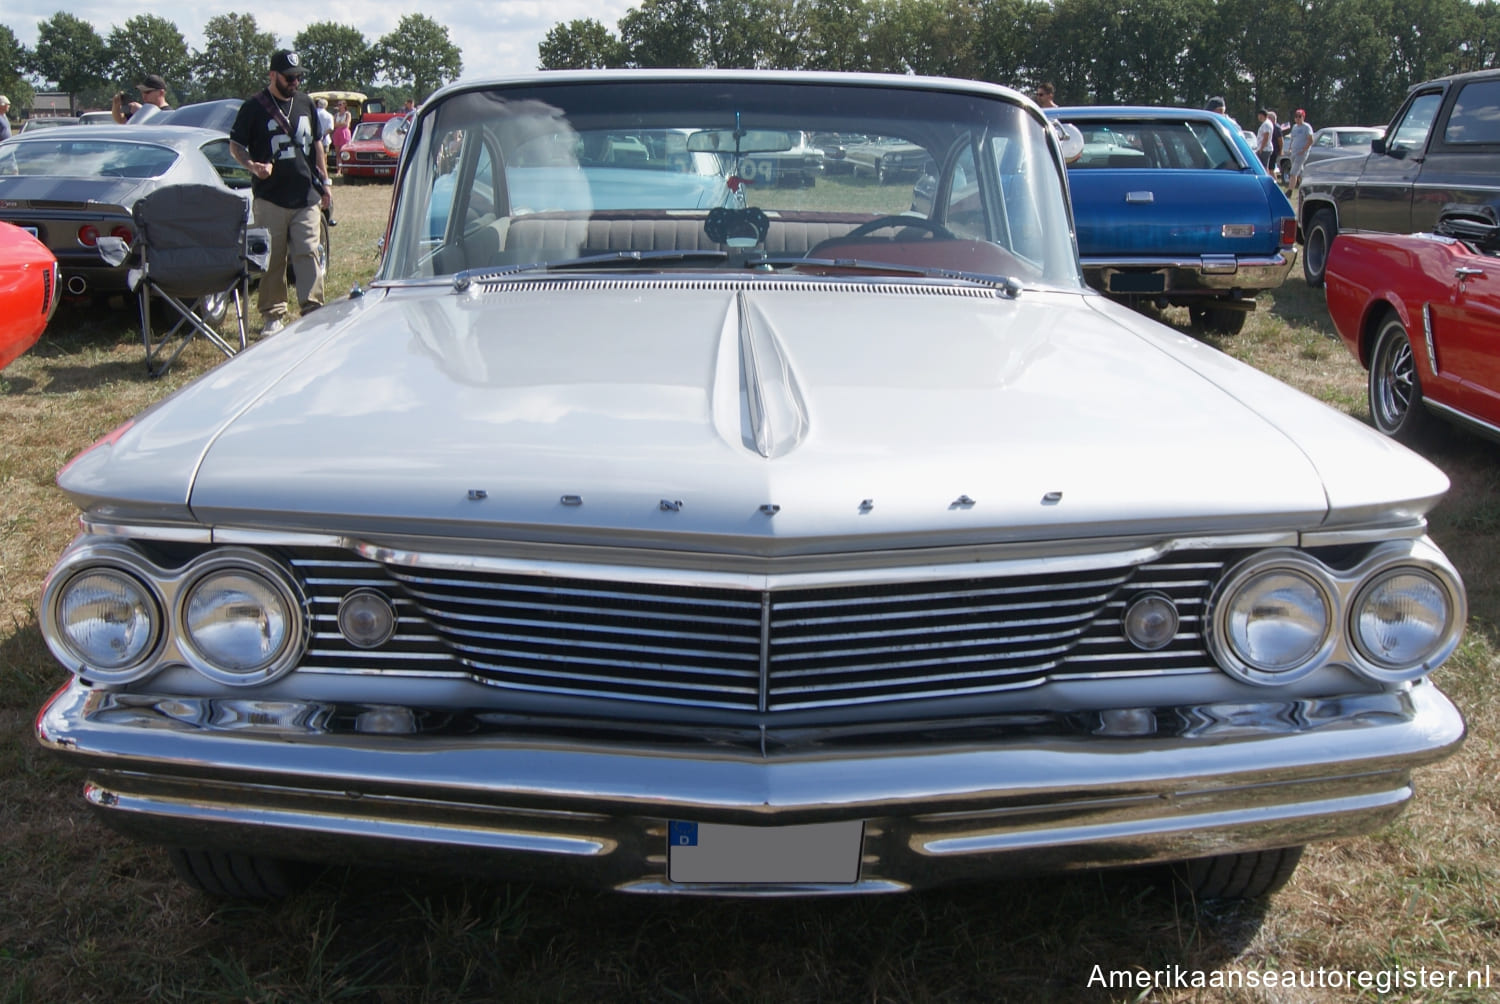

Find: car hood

[60,281,1447,555]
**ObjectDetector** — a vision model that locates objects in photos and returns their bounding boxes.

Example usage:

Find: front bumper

[37,680,1464,895]
[1084,251,1296,298]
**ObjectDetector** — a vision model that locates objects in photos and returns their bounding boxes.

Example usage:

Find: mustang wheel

[1303,209,1337,287]
[168,847,306,899]
[1176,846,1304,900]
[1368,313,1430,442]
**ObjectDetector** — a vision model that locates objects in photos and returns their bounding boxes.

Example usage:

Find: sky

[6,0,640,84]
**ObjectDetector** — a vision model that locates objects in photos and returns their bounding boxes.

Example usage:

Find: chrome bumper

[1084,251,1296,295]
[37,681,1464,895]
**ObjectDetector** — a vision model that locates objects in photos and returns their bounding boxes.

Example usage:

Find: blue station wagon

[1047,106,1298,334]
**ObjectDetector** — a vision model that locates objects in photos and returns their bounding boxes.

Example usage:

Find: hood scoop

[731,290,809,458]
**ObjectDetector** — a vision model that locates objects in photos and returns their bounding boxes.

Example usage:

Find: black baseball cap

[138,74,167,92]
[270,50,304,78]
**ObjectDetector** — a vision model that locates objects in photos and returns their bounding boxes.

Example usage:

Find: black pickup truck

[1298,68,1500,286]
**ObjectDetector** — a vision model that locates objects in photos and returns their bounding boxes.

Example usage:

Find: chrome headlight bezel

[1208,541,1466,688]
[1207,551,1337,686]
[176,549,306,687]
[41,540,309,688]
[41,544,166,685]
[1345,552,1464,684]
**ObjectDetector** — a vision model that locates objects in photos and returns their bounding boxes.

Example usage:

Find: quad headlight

[1208,543,1464,687]
[42,543,306,687]
[178,552,303,686]
[1210,554,1335,685]
[48,566,162,683]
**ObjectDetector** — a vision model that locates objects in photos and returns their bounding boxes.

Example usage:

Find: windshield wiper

[453,250,729,289]
[752,254,1024,297]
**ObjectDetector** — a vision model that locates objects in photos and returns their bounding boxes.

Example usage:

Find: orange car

[0,221,58,370]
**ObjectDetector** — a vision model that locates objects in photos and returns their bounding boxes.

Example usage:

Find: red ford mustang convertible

[1326,207,1500,443]
[0,221,59,370]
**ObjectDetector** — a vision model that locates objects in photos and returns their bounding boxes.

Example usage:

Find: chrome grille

[291,549,1228,713]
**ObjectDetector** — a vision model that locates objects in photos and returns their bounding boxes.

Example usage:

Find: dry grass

[3,185,1498,1002]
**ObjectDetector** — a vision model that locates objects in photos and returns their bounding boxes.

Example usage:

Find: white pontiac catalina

[36,71,1465,900]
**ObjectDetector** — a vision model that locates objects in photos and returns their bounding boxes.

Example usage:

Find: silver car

[0,124,252,297]
[36,70,1466,901]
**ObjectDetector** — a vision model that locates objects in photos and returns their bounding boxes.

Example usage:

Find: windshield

[0,138,180,179]
[383,77,1081,288]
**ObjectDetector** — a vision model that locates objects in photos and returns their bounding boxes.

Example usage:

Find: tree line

[541,0,1500,127]
[0,12,461,116]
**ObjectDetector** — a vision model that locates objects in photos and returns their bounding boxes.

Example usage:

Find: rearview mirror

[687,129,795,155]
[1370,136,1386,155]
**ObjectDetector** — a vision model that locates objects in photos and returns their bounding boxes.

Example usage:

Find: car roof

[1045,106,1223,121]
[5,123,228,149]
[421,69,1031,111]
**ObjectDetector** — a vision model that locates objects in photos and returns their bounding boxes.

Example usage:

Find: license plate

[1109,271,1167,293]
[667,820,863,884]
[21,225,38,238]
[375,168,392,176]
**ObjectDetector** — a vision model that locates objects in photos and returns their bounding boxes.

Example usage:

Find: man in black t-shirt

[230,49,332,335]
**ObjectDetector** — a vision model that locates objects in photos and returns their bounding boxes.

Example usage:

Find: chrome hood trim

[55,283,1449,553]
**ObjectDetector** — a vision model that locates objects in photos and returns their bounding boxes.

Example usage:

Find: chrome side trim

[1426,398,1500,444]
[1423,302,1439,376]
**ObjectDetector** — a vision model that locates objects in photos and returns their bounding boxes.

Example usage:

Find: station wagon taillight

[1279,217,1298,247]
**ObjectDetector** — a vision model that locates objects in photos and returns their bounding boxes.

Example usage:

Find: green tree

[538,19,627,69]
[973,0,1051,91]
[193,13,277,100]
[295,22,375,91]
[0,24,37,115]
[801,0,870,71]
[376,14,462,101]
[29,12,108,113]
[106,15,192,104]
[756,0,815,69]
[620,0,705,67]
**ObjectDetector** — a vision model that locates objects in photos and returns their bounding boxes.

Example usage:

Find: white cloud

[6,0,637,83]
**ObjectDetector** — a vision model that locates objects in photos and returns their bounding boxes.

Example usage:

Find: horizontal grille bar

[289,550,1230,712]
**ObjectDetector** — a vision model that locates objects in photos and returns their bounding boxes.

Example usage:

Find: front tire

[168,847,306,899]
[1177,846,1304,900]
[1368,313,1430,442]
[1303,209,1337,287]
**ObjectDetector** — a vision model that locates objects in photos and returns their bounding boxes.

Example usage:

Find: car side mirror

[1370,137,1386,155]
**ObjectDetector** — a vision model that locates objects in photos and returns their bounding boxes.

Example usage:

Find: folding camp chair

[98,184,270,377]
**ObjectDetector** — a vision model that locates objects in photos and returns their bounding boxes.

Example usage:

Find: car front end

[35,71,1466,900]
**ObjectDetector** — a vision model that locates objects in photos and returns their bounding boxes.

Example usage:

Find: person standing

[330,99,353,172]
[1033,83,1058,108]
[1287,108,1314,189]
[0,96,11,142]
[1206,95,1240,133]
[229,50,332,336]
[113,74,170,124]
[1254,108,1274,171]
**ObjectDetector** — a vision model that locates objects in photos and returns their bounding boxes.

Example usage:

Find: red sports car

[336,120,398,181]
[0,221,59,370]
[1325,208,1500,443]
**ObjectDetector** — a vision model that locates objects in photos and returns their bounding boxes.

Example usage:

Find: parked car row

[33,70,1465,909]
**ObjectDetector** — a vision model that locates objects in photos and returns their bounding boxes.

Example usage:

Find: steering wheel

[846,215,955,240]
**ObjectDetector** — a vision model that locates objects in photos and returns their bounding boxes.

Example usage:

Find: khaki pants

[252,198,324,320]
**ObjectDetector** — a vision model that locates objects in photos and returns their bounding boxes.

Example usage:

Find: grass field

[2,179,1498,1002]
